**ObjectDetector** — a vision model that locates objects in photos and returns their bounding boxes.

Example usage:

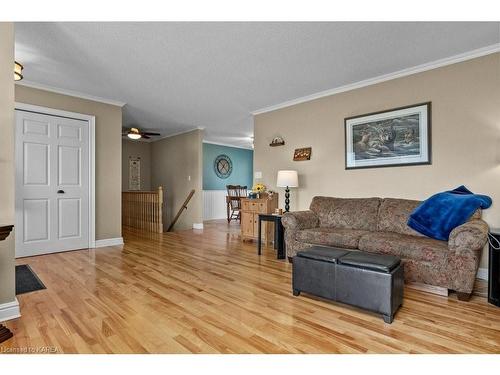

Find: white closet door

[15,110,89,257]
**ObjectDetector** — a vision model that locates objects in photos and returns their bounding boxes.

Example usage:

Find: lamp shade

[277,170,298,188]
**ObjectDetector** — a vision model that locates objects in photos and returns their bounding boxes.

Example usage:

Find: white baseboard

[0,298,20,322]
[477,267,488,281]
[94,237,124,248]
[193,223,204,230]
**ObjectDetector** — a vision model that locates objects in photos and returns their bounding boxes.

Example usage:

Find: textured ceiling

[15,22,500,148]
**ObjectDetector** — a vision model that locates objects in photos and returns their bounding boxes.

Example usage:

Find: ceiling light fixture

[127,127,142,140]
[14,61,23,81]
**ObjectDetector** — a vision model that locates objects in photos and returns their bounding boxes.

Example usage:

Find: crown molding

[152,127,205,142]
[16,80,126,107]
[252,43,500,115]
[203,140,253,150]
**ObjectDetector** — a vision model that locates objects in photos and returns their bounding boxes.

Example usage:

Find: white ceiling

[15,22,500,148]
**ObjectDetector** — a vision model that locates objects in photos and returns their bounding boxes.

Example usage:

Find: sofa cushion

[377,198,482,238]
[358,231,448,263]
[295,228,372,249]
[309,196,381,230]
[377,198,425,237]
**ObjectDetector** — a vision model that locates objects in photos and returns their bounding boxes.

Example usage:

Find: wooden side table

[0,224,14,344]
[240,194,278,244]
[257,214,285,259]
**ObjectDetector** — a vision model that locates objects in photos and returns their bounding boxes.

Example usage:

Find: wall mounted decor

[293,147,312,161]
[270,136,285,147]
[345,102,431,169]
[214,154,233,179]
[129,157,141,190]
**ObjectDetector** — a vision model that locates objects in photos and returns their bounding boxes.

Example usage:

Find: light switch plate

[254,171,262,179]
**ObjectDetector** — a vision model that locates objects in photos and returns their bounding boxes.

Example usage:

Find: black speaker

[488,230,500,307]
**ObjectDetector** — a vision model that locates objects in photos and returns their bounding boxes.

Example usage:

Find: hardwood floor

[2,220,500,353]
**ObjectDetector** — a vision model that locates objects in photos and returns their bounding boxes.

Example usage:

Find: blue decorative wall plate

[214,154,233,179]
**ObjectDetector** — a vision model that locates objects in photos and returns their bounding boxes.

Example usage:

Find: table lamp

[277,170,299,212]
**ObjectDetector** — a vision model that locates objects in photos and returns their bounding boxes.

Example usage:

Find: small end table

[488,228,500,307]
[257,214,285,259]
[0,224,14,344]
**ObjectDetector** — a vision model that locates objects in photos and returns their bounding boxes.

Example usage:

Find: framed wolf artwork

[344,102,431,169]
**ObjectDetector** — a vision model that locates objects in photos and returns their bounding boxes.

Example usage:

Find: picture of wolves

[351,113,420,160]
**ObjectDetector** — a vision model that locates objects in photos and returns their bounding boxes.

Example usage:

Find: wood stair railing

[122,186,164,233]
[167,189,195,232]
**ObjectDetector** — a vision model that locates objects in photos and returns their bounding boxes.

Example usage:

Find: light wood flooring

[2,220,500,353]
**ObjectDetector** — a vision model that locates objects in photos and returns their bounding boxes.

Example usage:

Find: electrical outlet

[254,171,262,179]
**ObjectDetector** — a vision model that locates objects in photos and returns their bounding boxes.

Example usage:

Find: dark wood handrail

[0,225,13,241]
[167,190,196,232]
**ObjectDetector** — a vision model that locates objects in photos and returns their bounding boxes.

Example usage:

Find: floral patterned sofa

[281,196,489,300]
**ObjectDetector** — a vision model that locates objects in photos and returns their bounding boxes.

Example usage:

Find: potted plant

[252,183,266,199]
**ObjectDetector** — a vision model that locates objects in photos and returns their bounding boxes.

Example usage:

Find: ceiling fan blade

[141,132,161,136]
[142,135,151,139]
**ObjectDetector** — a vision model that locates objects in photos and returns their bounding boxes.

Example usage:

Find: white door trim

[14,102,96,249]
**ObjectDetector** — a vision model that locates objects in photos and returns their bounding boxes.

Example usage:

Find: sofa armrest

[448,219,489,255]
[281,210,319,231]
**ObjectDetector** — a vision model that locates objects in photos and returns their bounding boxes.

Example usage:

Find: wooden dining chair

[226,185,248,223]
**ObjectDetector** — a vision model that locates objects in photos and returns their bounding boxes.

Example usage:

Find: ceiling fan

[122,127,161,140]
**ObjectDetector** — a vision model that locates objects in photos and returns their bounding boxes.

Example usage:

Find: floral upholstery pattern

[281,210,318,230]
[285,229,313,258]
[447,245,482,294]
[282,195,489,294]
[448,220,489,255]
[447,219,488,293]
[358,231,448,265]
[377,198,426,237]
[309,196,381,230]
[401,259,449,286]
[296,228,371,249]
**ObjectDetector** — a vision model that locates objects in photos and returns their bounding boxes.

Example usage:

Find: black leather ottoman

[292,246,404,323]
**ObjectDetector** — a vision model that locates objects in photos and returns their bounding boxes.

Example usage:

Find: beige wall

[151,130,203,231]
[122,140,152,191]
[15,85,123,240]
[254,53,500,269]
[0,23,15,305]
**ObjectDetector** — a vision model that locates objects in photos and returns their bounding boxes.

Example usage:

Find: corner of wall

[150,128,204,230]
[0,22,16,305]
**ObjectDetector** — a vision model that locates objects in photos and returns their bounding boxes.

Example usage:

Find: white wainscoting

[203,190,228,220]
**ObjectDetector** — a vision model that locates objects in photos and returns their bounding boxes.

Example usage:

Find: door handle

[57,190,65,194]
